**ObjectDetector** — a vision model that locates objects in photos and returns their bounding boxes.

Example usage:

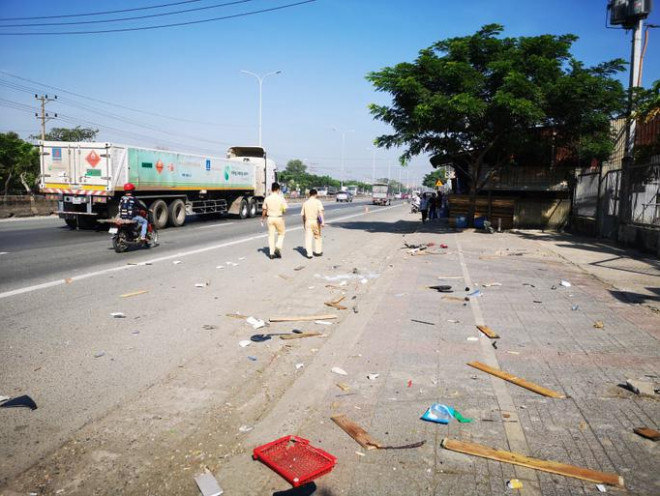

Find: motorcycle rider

[119,183,148,242]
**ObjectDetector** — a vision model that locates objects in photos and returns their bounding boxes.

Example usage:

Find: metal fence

[630,161,660,226]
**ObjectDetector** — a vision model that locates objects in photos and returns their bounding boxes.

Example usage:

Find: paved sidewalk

[222,220,659,495]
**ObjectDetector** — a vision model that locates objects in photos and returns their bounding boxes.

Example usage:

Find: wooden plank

[468,361,565,398]
[442,296,466,303]
[120,290,148,298]
[279,332,323,340]
[269,314,338,322]
[634,427,660,441]
[331,414,381,450]
[476,325,499,339]
[441,438,624,488]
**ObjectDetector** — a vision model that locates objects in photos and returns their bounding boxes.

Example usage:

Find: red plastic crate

[253,435,337,487]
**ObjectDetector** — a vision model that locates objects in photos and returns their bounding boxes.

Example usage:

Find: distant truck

[371,182,391,205]
[39,142,276,229]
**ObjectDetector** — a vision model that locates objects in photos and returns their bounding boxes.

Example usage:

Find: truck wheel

[150,200,169,229]
[238,199,249,219]
[65,219,77,229]
[247,198,257,218]
[168,199,186,227]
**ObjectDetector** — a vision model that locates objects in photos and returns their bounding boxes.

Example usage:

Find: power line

[0,0,317,36]
[0,72,249,128]
[0,0,254,28]
[0,0,203,22]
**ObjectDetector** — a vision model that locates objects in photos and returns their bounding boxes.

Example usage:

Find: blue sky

[1,0,659,186]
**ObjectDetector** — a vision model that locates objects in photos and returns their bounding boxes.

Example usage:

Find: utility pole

[34,94,57,140]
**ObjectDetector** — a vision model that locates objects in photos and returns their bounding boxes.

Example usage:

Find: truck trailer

[39,142,276,229]
[371,182,392,206]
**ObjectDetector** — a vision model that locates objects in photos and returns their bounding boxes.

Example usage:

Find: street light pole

[241,69,281,147]
[367,147,377,185]
[333,128,354,189]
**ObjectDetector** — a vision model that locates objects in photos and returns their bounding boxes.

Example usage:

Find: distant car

[336,191,353,202]
[394,193,403,199]
[401,193,410,199]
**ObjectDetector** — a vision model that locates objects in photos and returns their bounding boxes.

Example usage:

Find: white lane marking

[194,222,236,230]
[0,204,401,300]
[0,252,8,255]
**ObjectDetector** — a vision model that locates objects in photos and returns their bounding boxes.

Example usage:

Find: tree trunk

[19,172,38,215]
[3,171,12,201]
[467,181,478,227]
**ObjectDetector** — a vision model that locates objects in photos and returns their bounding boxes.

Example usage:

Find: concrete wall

[618,224,660,257]
[0,195,58,218]
[514,198,570,230]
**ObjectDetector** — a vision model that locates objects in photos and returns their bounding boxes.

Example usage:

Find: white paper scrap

[331,366,348,376]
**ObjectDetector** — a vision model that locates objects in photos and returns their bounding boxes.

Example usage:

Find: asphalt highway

[0,198,378,294]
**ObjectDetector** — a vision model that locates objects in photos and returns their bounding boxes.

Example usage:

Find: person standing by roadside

[261,182,287,259]
[420,193,429,223]
[301,188,325,259]
[429,193,438,221]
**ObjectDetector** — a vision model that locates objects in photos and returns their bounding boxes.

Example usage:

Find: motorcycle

[410,203,420,214]
[108,210,158,253]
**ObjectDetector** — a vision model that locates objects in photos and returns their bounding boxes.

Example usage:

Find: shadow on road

[331,219,453,235]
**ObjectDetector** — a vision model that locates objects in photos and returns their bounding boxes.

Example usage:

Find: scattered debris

[238,340,251,348]
[270,314,337,323]
[441,438,624,487]
[533,300,542,304]
[572,305,579,311]
[421,404,472,424]
[94,351,106,358]
[314,320,334,326]
[352,304,359,314]
[202,324,217,330]
[596,483,607,493]
[336,383,351,392]
[225,312,248,319]
[407,380,413,388]
[355,451,365,457]
[173,260,182,264]
[239,425,254,433]
[110,312,126,318]
[442,295,465,303]
[625,379,657,396]
[522,283,536,288]
[411,319,435,326]
[366,374,380,381]
[216,265,225,269]
[468,361,566,398]
[467,289,483,297]
[0,395,9,403]
[507,479,523,490]
[560,280,572,288]
[325,296,347,310]
[428,285,453,292]
[467,337,479,341]
[332,367,348,376]
[296,363,304,370]
[294,265,305,271]
[246,316,267,329]
[132,330,140,335]
[195,282,209,288]
[633,427,660,441]
[476,325,499,339]
[0,395,38,410]
[120,290,148,298]
[440,244,448,249]
[253,436,337,487]
[247,356,257,361]
[280,332,323,340]
[482,282,502,287]
[492,341,498,349]
[332,414,425,450]
[194,468,224,496]
[64,277,73,284]
[506,351,520,355]
[447,319,460,323]
[593,321,604,329]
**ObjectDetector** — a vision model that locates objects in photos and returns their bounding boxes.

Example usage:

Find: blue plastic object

[474,217,487,229]
[455,215,468,228]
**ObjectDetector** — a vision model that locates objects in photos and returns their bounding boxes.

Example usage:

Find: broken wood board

[279,332,323,340]
[468,361,565,398]
[442,296,465,303]
[441,438,624,488]
[120,290,148,298]
[269,314,338,323]
[331,413,381,450]
[325,296,347,310]
[476,325,500,339]
[634,427,660,441]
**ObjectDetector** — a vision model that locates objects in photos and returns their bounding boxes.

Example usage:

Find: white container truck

[39,142,277,229]
[371,182,392,206]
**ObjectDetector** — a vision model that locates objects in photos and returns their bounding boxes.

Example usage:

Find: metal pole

[620,18,644,227]
[341,132,346,189]
[241,70,281,147]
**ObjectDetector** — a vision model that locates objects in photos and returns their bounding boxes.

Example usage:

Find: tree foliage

[0,132,40,196]
[33,126,98,142]
[422,170,445,189]
[367,24,626,221]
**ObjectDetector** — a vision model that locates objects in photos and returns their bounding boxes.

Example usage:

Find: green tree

[32,126,98,142]
[367,24,626,224]
[0,132,40,198]
[422,170,445,189]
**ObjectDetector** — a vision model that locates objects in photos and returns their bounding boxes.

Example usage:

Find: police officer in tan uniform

[261,182,287,259]
[301,188,325,259]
